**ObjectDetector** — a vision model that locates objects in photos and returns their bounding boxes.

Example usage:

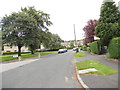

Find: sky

[0,0,119,41]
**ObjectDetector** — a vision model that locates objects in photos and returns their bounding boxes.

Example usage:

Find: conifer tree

[95,0,120,46]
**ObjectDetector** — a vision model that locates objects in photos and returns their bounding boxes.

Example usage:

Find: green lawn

[76,60,117,76]
[74,51,86,57]
[0,51,57,62]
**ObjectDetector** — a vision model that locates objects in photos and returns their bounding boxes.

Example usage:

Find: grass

[74,51,86,57]
[76,60,117,76]
[0,51,57,62]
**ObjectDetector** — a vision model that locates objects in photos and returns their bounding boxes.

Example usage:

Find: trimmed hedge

[81,45,87,51]
[89,41,100,54]
[2,51,30,55]
[108,37,120,59]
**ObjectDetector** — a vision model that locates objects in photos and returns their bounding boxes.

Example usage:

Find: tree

[49,34,62,49]
[83,19,97,45]
[42,32,62,50]
[95,1,120,46]
[83,19,98,38]
[21,7,53,54]
[1,7,53,56]
[70,41,74,47]
[1,12,37,56]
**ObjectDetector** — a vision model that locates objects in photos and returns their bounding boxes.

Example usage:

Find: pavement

[75,50,119,89]
[1,53,58,72]
[2,50,82,88]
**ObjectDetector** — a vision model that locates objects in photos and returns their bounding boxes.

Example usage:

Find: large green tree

[1,7,53,56]
[2,12,37,56]
[21,7,53,54]
[95,1,120,46]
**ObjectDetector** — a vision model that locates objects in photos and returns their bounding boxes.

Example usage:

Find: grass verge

[0,51,57,62]
[76,60,117,75]
[74,51,86,57]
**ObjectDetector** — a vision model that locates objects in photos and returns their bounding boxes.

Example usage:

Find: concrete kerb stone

[75,65,90,90]
[73,57,89,89]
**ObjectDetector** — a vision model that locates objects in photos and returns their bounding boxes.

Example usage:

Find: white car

[73,47,78,51]
[58,49,67,53]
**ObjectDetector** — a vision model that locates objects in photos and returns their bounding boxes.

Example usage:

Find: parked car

[64,49,68,52]
[73,47,78,51]
[58,49,67,53]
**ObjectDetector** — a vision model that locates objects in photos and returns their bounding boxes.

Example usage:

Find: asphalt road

[2,50,82,88]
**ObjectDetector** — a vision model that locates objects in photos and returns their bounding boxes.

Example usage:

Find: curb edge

[75,66,90,89]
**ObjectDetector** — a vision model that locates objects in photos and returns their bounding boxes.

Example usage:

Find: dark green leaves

[95,1,120,46]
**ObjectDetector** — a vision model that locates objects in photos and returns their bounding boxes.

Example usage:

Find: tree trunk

[18,46,22,56]
[31,49,34,54]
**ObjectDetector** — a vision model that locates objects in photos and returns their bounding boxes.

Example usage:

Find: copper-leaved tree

[83,19,98,45]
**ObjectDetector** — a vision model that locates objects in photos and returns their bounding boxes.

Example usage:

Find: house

[2,44,29,52]
[2,44,45,52]
[61,41,70,47]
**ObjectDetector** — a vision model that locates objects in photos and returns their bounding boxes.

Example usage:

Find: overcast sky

[0,0,119,41]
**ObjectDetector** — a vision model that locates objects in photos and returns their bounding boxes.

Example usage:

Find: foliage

[42,32,62,49]
[1,7,53,56]
[81,45,87,51]
[2,51,30,55]
[108,37,120,59]
[21,7,53,54]
[89,41,100,54]
[83,19,98,38]
[59,45,66,49]
[87,47,91,52]
[66,46,74,49]
[74,52,86,57]
[76,60,117,75]
[70,41,74,47]
[95,1,120,46]
[1,12,36,56]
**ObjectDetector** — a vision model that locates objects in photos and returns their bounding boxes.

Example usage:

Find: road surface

[2,50,82,88]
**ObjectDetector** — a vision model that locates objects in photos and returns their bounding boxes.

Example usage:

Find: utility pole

[74,24,77,46]
[118,1,120,11]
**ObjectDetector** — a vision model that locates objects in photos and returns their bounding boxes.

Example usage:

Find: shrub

[89,41,100,54]
[81,45,87,51]
[87,47,91,52]
[66,46,74,49]
[108,37,120,59]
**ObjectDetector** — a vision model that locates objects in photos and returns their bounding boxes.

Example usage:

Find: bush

[40,49,59,52]
[108,37,120,59]
[89,41,100,54]
[81,45,87,51]
[66,46,74,49]
[87,47,91,52]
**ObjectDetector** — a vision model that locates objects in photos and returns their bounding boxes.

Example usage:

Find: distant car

[58,49,67,53]
[64,49,68,52]
[73,47,78,51]
[58,49,65,53]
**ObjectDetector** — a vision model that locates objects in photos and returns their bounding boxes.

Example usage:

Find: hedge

[89,41,100,54]
[2,51,30,55]
[108,37,120,59]
[81,45,87,51]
